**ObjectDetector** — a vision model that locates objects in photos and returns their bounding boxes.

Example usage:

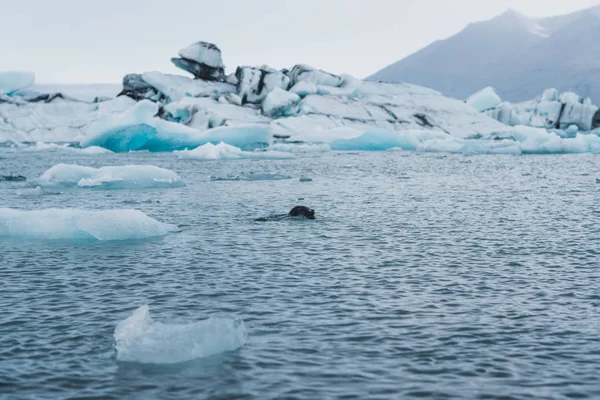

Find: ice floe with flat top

[175,142,294,160]
[114,305,247,364]
[0,209,178,241]
[37,164,184,189]
[80,100,272,152]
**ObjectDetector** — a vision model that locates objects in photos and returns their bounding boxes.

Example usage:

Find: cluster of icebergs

[2,41,600,154]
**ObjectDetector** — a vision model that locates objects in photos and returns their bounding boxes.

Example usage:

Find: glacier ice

[0,72,35,94]
[0,95,136,143]
[0,209,178,241]
[179,42,225,68]
[175,142,294,160]
[6,39,600,156]
[484,88,599,131]
[466,87,502,112]
[262,88,300,118]
[289,81,318,97]
[172,41,226,81]
[236,66,290,104]
[288,64,343,87]
[37,164,184,189]
[327,125,600,154]
[80,100,272,152]
[114,305,247,364]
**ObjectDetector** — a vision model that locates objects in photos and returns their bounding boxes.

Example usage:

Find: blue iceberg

[80,100,272,152]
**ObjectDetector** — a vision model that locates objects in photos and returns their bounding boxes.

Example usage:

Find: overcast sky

[2,0,598,83]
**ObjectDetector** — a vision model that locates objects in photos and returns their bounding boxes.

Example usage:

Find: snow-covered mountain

[368,6,600,103]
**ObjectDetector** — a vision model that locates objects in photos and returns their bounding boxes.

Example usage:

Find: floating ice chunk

[176,142,242,160]
[0,72,35,94]
[0,209,178,241]
[178,42,225,68]
[289,81,318,97]
[262,88,300,117]
[37,164,184,189]
[81,100,272,152]
[114,305,247,364]
[466,87,502,112]
[175,142,294,160]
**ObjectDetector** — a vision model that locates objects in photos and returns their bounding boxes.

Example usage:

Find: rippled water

[1,148,600,399]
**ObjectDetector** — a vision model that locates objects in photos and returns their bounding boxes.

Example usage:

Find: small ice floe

[0,208,178,241]
[114,305,247,364]
[36,164,184,189]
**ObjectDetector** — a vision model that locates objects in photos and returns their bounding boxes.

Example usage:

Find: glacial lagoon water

[1,147,600,399]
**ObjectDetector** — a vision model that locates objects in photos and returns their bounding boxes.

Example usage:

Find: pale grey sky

[2,0,598,83]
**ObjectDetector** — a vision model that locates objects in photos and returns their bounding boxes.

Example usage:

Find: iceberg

[80,100,272,152]
[0,72,35,95]
[0,209,178,241]
[175,142,294,160]
[114,305,247,364]
[483,88,600,131]
[466,87,502,112]
[328,125,600,154]
[0,96,136,143]
[37,164,184,189]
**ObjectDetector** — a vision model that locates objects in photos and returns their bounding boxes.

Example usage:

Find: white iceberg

[80,100,272,152]
[0,209,178,241]
[175,142,295,160]
[114,305,247,364]
[466,87,502,112]
[0,71,35,94]
[37,164,184,189]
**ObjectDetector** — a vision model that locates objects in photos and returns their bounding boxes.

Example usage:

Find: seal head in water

[288,206,315,219]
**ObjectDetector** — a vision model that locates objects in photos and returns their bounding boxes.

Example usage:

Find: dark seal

[255,206,316,222]
[288,206,315,219]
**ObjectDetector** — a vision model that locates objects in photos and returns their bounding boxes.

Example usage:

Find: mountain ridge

[367,5,600,103]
